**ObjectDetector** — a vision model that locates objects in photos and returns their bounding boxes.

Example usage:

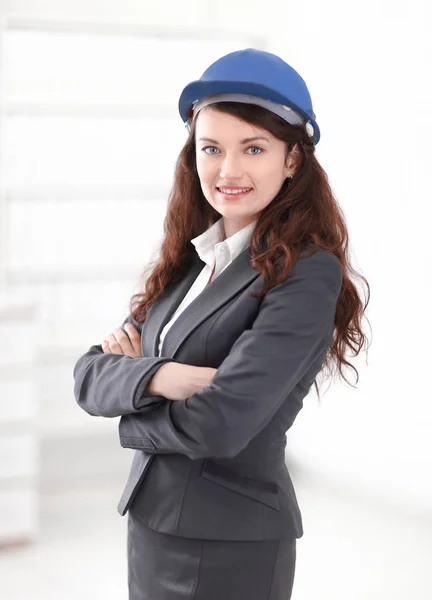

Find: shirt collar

[191,217,257,266]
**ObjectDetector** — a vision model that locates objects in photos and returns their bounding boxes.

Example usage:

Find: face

[194,107,296,238]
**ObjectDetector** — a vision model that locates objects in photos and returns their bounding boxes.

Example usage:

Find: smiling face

[194,106,297,238]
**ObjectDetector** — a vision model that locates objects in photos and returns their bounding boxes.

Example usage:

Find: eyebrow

[197,136,271,144]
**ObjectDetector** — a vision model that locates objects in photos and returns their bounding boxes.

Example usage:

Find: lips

[216,186,252,193]
[216,186,252,199]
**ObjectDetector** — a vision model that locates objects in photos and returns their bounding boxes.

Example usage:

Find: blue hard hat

[178,48,320,145]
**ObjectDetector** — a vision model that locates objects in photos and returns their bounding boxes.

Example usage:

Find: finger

[113,327,138,357]
[112,327,140,357]
[101,340,111,353]
[107,332,124,355]
[124,323,142,357]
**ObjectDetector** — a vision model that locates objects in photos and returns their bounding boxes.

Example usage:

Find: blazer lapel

[142,248,260,359]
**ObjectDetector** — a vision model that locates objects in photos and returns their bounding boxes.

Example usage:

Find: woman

[73,48,370,600]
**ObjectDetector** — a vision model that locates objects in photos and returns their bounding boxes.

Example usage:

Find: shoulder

[270,247,342,299]
[257,247,342,328]
[294,247,342,288]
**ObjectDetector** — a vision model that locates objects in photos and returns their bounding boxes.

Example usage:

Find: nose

[219,153,243,181]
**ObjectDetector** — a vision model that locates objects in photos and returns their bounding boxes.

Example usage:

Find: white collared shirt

[157,217,257,356]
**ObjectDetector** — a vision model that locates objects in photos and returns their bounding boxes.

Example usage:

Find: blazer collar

[142,248,260,358]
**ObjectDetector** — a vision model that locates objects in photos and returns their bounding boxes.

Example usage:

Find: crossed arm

[73,250,342,460]
[73,324,214,417]
[117,251,343,460]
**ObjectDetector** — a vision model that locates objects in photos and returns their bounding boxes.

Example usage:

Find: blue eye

[201,146,263,155]
[247,146,263,155]
[202,146,219,154]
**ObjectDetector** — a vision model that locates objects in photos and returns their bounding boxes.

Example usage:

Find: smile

[216,187,252,198]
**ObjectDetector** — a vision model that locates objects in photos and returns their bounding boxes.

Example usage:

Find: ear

[284,143,301,178]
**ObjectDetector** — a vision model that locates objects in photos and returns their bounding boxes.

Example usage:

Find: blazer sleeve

[73,314,175,418]
[118,250,343,459]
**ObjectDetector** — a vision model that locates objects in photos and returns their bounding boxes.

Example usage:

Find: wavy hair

[130,102,371,397]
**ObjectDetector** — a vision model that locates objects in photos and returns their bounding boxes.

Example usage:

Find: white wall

[2,0,431,509]
[266,0,432,513]
[0,0,431,597]
[5,0,427,512]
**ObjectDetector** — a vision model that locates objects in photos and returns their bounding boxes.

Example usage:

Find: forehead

[194,107,272,140]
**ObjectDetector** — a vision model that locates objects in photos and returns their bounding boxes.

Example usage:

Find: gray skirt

[127,511,296,600]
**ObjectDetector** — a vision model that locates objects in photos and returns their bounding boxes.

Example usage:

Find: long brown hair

[130,102,371,396]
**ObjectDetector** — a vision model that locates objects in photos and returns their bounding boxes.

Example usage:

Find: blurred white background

[0,0,431,599]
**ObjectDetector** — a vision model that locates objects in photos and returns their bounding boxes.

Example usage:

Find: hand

[102,323,142,358]
[148,363,217,401]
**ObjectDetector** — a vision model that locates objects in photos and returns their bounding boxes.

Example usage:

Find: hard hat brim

[178,80,320,145]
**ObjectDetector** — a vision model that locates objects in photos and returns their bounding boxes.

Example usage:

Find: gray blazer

[73,246,342,541]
